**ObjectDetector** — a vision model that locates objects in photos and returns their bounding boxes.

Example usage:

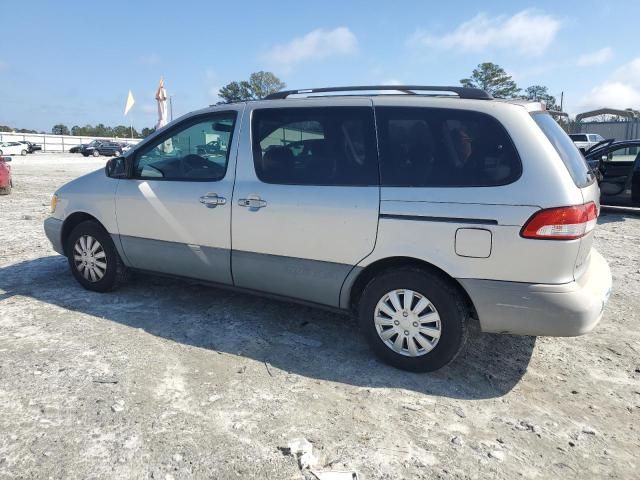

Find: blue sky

[2,0,639,131]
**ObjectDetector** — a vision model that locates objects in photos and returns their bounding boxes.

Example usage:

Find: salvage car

[569,133,605,153]
[585,139,640,207]
[0,156,12,194]
[81,140,123,157]
[0,142,28,156]
[17,140,42,153]
[44,85,612,372]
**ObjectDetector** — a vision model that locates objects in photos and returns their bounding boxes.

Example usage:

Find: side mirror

[105,156,128,178]
[1,156,12,162]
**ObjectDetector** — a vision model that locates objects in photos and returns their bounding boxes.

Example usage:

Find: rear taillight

[521,202,598,240]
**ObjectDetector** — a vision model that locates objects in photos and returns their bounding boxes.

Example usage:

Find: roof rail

[264,85,492,100]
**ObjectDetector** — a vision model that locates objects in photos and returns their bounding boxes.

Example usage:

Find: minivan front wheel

[66,220,127,292]
[359,268,467,372]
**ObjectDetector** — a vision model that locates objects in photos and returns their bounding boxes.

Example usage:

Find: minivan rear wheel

[358,268,467,372]
[66,220,128,292]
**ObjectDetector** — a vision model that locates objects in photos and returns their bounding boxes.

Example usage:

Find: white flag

[124,90,135,115]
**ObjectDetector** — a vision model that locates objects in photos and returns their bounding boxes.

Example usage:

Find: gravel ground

[0,154,639,479]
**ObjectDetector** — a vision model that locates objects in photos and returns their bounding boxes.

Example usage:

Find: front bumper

[459,249,612,336]
[44,217,64,255]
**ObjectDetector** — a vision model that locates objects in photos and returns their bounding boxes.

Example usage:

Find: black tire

[358,268,468,372]
[21,149,27,156]
[92,150,100,157]
[66,220,128,292]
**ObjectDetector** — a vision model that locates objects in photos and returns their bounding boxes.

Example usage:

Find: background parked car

[17,141,42,153]
[0,156,12,194]
[0,142,28,156]
[585,139,640,207]
[81,140,123,157]
[569,133,605,153]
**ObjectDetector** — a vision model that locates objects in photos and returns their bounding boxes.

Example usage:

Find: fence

[0,132,140,153]
[571,120,640,141]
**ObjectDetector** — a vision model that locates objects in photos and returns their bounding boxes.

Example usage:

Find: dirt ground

[0,154,638,480]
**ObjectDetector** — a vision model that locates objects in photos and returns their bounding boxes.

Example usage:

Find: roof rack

[264,85,492,100]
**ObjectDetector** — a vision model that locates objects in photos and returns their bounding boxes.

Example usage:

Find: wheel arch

[344,256,477,320]
[61,212,105,255]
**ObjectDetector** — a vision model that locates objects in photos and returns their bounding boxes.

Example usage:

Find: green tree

[460,62,520,98]
[218,71,286,103]
[52,124,70,135]
[112,125,135,138]
[141,127,155,138]
[524,85,560,111]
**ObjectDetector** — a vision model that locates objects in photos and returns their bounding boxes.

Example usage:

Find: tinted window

[134,112,236,181]
[252,107,378,186]
[533,113,594,187]
[376,107,521,187]
[569,134,588,142]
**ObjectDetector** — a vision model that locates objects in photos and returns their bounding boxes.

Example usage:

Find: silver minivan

[44,85,612,371]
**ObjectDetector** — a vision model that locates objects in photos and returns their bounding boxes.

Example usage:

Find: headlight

[50,194,58,213]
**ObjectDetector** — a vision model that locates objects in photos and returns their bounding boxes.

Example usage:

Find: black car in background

[585,139,640,207]
[69,144,85,153]
[81,140,124,157]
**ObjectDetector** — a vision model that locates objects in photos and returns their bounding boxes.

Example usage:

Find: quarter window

[252,107,378,186]
[376,107,521,187]
[133,112,236,181]
[533,113,594,187]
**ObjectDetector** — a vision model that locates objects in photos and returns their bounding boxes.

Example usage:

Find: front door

[586,141,640,207]
[115,107,243,284]
[230,100,380,307]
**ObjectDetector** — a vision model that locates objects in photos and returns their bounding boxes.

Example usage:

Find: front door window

[134,113,237,181]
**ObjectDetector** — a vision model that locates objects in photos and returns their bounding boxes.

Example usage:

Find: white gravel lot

[0,154,639,479]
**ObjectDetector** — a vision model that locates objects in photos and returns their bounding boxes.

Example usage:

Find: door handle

[238,195,267,209]
[199,193,226,208]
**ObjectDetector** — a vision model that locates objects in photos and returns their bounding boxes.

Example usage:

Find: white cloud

[382,79,403,85]
[579,58,640,110]
[409,10,561,56]
[577,47,613,67]
[264,27,358,72]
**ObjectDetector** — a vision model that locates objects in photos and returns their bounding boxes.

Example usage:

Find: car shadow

[0,256,536,400]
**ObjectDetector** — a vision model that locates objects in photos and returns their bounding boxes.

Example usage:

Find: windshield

[533,113,594,188]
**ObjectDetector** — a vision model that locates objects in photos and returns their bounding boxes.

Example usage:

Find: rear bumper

[44,217,64,255]
[459,249,612,336]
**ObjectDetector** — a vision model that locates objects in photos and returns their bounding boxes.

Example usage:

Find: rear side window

[252,107,378,186]
[533,113,595,188]
[376,107,521,187]
[569,134,588,142]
